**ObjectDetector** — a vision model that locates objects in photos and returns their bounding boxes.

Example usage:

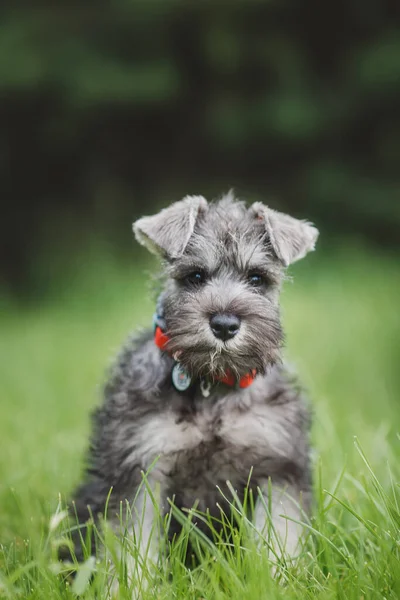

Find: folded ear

[133,195,208,259]
[250,202,319,266]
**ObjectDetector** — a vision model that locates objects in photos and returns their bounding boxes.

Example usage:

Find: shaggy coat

[65,193,318,588]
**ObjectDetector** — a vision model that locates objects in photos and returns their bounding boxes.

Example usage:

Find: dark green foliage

[1,1,399,289]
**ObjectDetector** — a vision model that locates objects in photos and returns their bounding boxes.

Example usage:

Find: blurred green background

[0,0,399,473]
[1,0,400,295]
[0,4,400,596]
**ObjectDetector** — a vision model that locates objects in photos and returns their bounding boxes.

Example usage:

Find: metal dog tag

[172,363,192,392]
[200,378,211,398]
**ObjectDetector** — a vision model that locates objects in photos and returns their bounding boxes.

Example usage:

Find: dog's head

[133,192,318,379]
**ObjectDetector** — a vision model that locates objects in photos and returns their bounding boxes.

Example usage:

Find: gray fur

[250,202,319,266]
[64,193,318,589]
[133,194,207,259]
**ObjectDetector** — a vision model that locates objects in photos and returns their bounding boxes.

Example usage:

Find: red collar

[154,325,256,389]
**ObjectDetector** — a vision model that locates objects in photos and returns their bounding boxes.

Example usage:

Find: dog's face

[134,192,318,379]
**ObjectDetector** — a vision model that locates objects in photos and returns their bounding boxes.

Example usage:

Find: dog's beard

[165,318,283,380]
[162,281,284,380]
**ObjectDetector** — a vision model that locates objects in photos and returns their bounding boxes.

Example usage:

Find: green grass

[0,247,399,599]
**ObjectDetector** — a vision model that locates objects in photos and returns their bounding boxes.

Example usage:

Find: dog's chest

[134,394,291,480]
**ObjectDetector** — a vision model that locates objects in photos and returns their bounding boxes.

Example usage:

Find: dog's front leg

[111,477,165,600]
[253,481,307,563]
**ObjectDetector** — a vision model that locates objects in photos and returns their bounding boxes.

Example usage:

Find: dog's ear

[133,195,208,259]
[250,202,319,266]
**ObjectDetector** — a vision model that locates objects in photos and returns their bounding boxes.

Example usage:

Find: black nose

[210,314,241,341]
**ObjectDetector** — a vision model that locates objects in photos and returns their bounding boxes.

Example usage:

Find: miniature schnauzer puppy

[66,191,318,590]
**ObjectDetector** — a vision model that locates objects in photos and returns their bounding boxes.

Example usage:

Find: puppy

[65,192,318,593]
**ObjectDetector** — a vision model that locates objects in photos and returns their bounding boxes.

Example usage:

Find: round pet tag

[172,363,192,392]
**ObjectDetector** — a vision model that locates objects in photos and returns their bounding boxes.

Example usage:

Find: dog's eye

[248,273,265,287]
[185,270,206,286]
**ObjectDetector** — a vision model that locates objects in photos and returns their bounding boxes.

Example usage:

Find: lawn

[0,247,399,599]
